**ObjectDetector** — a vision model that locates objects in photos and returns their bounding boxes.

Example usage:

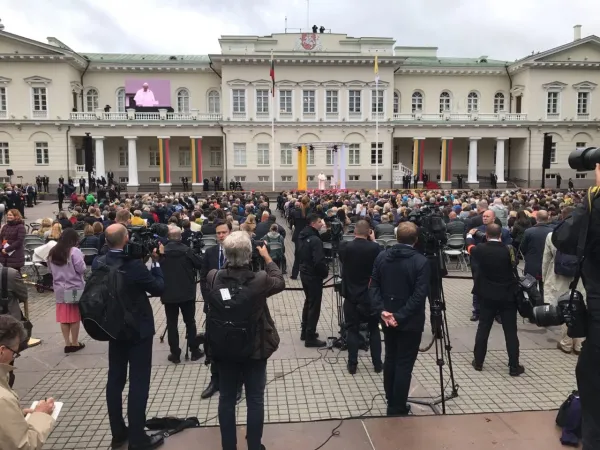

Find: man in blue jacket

[93,224,165,450]
[370,222,430,416]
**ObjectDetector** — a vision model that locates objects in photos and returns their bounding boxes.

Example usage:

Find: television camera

[124,223,168,259]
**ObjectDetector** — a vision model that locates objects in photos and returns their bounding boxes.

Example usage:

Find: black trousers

[343,298,382,366]
[218,359,267,450]
[300,274,323,337]
[291,240,300,278]
[474,299,519,367]
[576,341,600,449]
[164,300,198,356]
[383,329,422,415]
[106,336,152,446]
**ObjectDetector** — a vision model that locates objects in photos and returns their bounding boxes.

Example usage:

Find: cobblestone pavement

[13,201,577,450]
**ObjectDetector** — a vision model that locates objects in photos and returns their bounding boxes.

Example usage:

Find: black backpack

[206,270,258,363]
[554,250,579,277]
[79,256,137,341]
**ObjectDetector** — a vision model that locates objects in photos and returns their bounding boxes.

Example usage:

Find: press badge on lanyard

[220,289,232,301]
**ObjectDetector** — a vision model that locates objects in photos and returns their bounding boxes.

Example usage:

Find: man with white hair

[133,82,158,107]
[206,231,285,450]
[159,224,204,364]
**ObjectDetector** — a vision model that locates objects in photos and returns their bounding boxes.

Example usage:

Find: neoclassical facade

[0,25,599,190]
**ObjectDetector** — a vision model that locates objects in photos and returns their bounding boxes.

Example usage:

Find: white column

[495,138,507,183]
[468,137,480,185]
[92,136,105,180]
[125,136,139,189]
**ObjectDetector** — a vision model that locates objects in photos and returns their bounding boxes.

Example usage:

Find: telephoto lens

[568,147,600,171]
[531,303,565,328]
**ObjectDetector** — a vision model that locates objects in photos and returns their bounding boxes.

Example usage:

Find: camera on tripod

[324,216,344,245]
[531,290,587,338]
[124,226,161,259]
[408,204,447,256]
[188,231,205,254]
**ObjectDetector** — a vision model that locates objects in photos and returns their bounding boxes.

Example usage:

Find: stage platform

[160,410,566,450]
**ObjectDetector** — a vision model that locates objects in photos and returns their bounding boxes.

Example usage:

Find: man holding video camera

[160,225,203,364]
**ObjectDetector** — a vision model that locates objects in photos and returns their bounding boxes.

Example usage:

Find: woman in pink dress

[48,228,86,353]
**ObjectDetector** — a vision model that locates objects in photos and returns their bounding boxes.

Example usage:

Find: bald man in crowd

[520,210,554,300]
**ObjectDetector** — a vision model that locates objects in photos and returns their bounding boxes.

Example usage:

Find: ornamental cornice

[395,68,505,76]
[209,55,400,66]
[88,64,213,72]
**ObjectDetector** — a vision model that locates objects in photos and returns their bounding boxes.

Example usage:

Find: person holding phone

[0,315,56,449]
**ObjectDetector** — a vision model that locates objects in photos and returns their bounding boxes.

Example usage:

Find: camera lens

[568,147,600,171]
[531,304,565,327]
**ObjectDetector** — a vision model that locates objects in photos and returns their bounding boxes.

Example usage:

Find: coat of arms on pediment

[294,33,323,52]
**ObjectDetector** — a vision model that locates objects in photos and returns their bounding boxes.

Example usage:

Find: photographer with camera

[466,223,524,376]
[297,213,328,348]
[369,222,430,416]
[338,220,382,375]
[205,231,285,450]
[160,225,204,364]
[93,224,165,450]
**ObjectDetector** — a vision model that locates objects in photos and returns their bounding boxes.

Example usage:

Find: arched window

[412,91,423,113]
[176,88,190,113]
[439,91,451,113]
[494,92,505,113]
[208,90,220,114]
[393,91,400,114]
[116,88,126,112]
[85,88,99,112]
[467,91,479,113]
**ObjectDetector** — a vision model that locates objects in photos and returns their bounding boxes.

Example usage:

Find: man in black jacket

[369,222,430,416]
[199,221,241,400]
[94,224,165,450]
[520,210,553,300]
[466,223,524,376]
[339,220,382,374]
[297,213,328,347]
[160,225,204,364]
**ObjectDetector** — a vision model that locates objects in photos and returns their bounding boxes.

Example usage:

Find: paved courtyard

[12,200,576,449]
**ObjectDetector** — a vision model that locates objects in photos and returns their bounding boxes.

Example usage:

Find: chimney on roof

[574,24,582,41]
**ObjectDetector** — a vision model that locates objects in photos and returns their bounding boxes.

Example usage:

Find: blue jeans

[218,359,267,450]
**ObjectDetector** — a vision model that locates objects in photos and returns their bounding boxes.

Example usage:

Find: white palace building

[0,23,599,191]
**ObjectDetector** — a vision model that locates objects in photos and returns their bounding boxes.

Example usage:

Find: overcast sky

[0,0,598,61]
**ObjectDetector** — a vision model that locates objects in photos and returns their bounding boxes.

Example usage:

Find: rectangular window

[119,177,129,183]
[577,92,589,115]
[149,177,160,183]
[576,141,587,149]
[257,143,270,166]
[280,143,293,166]
[119,148,128,167]
[371,142,383,165]
[256,89,270,115]
[547,91,559,115]
[149,150,160,167]
[371,90,384,113]
[234,176,246,182]
[210,147,222,167]
[35,142,49,165]
[232,89,246,115]
[576,173,587,179]
[0,143,9,165]
[326,149,334,165]
[281,175,292,182]
[349,90,362,115]
[349,175,359,181]
[307,175,315,181]
[258,175,269,182]
[326,90,338,114]
[550,142,557,164]
[545,173,557,179]
[178,148,191,167]
[371,174,383,181]
[348,143,360,165]
[0,87,6,116]
[307,147,315,165]
[233,143,247,166]
[279,90,292,115]
[303,90,316,116]
[32,87,47,111]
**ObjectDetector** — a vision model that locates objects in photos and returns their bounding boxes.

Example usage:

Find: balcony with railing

[255,111,271,121]
[70,110,222,122]
[392,112,529,121]
[348,111,362,121]
[32,110,48,119]
[0,110,7,119]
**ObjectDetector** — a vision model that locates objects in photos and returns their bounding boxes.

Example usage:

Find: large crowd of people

[0,179,598,449]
